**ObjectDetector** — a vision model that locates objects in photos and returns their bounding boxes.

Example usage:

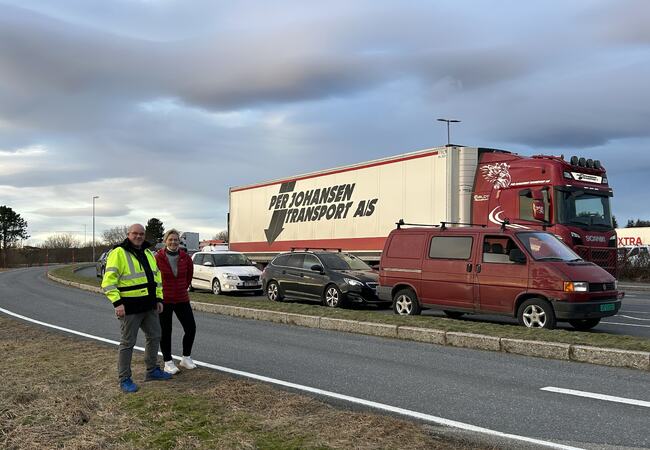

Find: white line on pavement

[0,306,583,450]
[617,315,650,321]
[600,321,650,328]
[541,387,650,408]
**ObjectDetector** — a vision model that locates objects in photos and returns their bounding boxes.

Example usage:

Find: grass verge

[0,315,496,449]
[51,264,650,353]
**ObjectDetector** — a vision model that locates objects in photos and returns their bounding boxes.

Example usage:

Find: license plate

[599,303,615,312]
[244,281,257,287]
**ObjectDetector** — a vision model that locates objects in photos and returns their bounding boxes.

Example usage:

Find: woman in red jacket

[155,229,196,374]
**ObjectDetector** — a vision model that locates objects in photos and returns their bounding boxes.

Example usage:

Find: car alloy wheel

[212,279,221,295]
[267,282,280,301]
[518,298,556,329]
[324,285,341,308]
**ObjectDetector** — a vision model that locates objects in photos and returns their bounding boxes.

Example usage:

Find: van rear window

[387,233,425,259]
[429,236,473,259]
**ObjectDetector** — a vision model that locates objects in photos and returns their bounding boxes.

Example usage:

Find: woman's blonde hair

[163,228,180,242]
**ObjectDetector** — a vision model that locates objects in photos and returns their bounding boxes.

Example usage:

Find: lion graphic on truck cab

[480,163,511,189]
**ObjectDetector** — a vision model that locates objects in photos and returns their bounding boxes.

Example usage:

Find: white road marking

[617,315,650,321]
[0,306,583,450]
[600,321,650,328]
[541,387,650,408]
[619,310,650,315]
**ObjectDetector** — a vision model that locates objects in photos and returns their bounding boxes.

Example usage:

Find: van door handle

[466,263,472,272]
[476,264,482,273]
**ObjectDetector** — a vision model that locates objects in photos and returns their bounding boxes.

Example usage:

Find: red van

[377,225,623,330]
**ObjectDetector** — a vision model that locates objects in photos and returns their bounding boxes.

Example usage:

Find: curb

[47,272,650,372]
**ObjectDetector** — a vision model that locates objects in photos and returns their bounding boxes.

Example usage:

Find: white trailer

[229,146,478,262]
[179,231,200,253]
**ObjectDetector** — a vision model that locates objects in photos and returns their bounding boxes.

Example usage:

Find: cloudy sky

[1,0,649,244]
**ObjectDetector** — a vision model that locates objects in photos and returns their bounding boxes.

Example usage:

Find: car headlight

[344,278,364,286]
[564,281,588,292]
[224,273,239,280]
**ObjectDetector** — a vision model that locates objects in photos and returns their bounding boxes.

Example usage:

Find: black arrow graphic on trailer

[264,181,295,244]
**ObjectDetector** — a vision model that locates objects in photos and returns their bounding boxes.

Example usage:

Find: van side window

[482,236,517,264]
[387,233,426,259]
[428,236,473,259]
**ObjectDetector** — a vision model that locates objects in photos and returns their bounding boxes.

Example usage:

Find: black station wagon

[261,250,381,307]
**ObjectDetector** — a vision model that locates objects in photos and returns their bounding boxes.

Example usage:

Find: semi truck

[229,146,617,274]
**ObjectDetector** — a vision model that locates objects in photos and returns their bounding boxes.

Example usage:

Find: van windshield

[516,232,582,262]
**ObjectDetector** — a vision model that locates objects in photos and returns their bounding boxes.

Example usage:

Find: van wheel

[212,279,222,295]
[393,289,421,316]
[443,310,464,319]
[517,298,556,329]
[267,281,283,302]
[323,284,343,308]
[568,318,600,331]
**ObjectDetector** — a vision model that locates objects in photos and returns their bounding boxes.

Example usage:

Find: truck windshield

[516,231,582,262]
[555,189,613,231]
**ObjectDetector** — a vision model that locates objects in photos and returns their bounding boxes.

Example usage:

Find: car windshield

[210,253,253,266]
[319,253,372,270]
[516,231,582,262]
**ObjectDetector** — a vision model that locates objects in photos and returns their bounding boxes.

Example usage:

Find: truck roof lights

[569,155,602,170]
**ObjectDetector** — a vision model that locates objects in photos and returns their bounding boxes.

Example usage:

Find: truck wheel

[517,298,556,329]
[568,318,600,331]
[323,284,343,308]
[393,289,421,316]
[267,281,283,302]
[212,279,222,295]
[443,310,464,319]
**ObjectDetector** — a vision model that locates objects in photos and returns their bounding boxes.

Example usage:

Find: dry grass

[0,316,496,450]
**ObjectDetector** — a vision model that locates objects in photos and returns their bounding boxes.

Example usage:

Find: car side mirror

[509,248,527,264]
[311,264,324,273]
[203,261,213,267]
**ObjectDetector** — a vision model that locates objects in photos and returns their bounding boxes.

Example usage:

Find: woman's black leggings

[159,302,196,361]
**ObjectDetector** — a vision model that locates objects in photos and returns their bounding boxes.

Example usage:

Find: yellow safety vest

[101,246,163,305]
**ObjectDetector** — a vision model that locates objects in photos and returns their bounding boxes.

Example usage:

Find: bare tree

[41,233,81,248]
[212,230,228,242]
[102,225,129,246]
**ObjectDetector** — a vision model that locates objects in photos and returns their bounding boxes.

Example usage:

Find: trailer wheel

[267,281,283,302]
[517,298,556,329]
[393,288,421,316]
[568,318,600,331]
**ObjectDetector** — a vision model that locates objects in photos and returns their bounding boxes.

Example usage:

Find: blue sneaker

[145,367,172,381]
[120,377,139,393]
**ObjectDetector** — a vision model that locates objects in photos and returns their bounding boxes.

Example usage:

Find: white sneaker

[179,356,197,370]
[164,360,180,375]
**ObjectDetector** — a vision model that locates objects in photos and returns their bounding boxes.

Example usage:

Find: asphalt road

[2,267,650,449]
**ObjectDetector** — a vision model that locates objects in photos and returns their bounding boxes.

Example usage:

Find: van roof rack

[500,218,552,231]
[440,221,487,230]
[396,219,440,229]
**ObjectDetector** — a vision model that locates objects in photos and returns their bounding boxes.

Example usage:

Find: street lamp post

[92,196,99,262]
[437,118,461,146]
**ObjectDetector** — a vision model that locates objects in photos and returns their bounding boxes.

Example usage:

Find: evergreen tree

[145,218,165,243]
[0,205,29,250]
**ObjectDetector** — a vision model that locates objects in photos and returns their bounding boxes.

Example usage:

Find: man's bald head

[127,223,146,248]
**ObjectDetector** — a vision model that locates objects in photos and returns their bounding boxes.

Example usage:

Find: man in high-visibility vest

[102,223,172,393]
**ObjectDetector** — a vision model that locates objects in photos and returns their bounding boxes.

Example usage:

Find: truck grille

[589,282,615,292]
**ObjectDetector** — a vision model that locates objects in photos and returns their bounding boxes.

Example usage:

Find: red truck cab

[472,151,616,275]
[377,224,623,329]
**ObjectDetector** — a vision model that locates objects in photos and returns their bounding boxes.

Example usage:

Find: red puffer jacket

[155,249,193,303]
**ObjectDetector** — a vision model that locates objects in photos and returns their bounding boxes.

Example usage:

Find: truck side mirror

[509,248,527,264]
